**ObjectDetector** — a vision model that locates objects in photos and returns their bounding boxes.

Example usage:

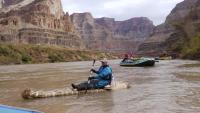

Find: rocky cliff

[0,0,82,48]
[71,13,154,52]
[138,0,200,59]
[1,0,24,7]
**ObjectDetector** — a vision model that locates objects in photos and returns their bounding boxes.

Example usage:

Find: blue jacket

[93,65,112,88]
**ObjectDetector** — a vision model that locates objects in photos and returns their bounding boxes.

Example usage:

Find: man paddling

[71,58,113,91]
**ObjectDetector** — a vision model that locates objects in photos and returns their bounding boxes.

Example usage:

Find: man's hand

[88,77,95,80]
[90,69,96,73]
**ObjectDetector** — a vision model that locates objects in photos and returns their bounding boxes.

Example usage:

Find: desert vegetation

[0,43,117,65]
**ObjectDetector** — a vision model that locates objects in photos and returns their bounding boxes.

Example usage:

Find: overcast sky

[61,0,184,25]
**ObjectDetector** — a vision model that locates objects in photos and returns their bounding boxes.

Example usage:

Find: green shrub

[48,53,65,63]
[0,44,13,56]
[21,53,32,63]
[182,35,200,59]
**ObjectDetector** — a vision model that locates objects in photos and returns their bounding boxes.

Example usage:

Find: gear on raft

[22,81,130,99]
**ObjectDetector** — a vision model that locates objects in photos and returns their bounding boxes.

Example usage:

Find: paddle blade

[92,59,96,66]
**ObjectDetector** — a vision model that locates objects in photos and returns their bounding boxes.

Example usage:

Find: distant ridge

[71,12,154,52]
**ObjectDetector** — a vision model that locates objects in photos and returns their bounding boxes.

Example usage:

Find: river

[0,60,200,113]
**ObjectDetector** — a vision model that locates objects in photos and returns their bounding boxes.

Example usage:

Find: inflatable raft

[120,58,155,67]
[22,81,129,99]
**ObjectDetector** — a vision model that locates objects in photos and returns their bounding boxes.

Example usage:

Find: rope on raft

[22,81,129,99]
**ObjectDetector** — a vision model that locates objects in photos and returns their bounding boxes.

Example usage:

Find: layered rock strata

[138,0,200,57]
[71,13,154,52]
[0,0,82,48]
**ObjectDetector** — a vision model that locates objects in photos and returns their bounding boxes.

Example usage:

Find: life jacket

[99,65,113,84]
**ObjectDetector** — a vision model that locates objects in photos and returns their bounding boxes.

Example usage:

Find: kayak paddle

[85,59,96,93]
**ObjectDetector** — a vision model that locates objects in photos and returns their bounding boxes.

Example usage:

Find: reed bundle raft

[22,81,129,99]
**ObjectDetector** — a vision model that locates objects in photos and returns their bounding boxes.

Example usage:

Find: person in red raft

[122,54,129,62]
[71,58,113,91]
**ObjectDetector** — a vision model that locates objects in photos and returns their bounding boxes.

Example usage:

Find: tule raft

[22,81,130,99]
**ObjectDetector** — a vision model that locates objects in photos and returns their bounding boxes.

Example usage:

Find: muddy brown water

[0,60,200,113]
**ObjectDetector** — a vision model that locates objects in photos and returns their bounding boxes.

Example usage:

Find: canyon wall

[138,0,200,59]
[71,13,154,52]
[0,0,82,48]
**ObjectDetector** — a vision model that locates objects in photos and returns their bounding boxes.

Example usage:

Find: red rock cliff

[0,0,82,48]
[71,13,154,52]
[138,0,200,57]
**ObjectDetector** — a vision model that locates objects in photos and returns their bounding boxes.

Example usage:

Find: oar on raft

[22,81,130,99]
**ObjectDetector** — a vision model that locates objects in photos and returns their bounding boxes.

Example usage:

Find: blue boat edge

[0,104,42,113]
